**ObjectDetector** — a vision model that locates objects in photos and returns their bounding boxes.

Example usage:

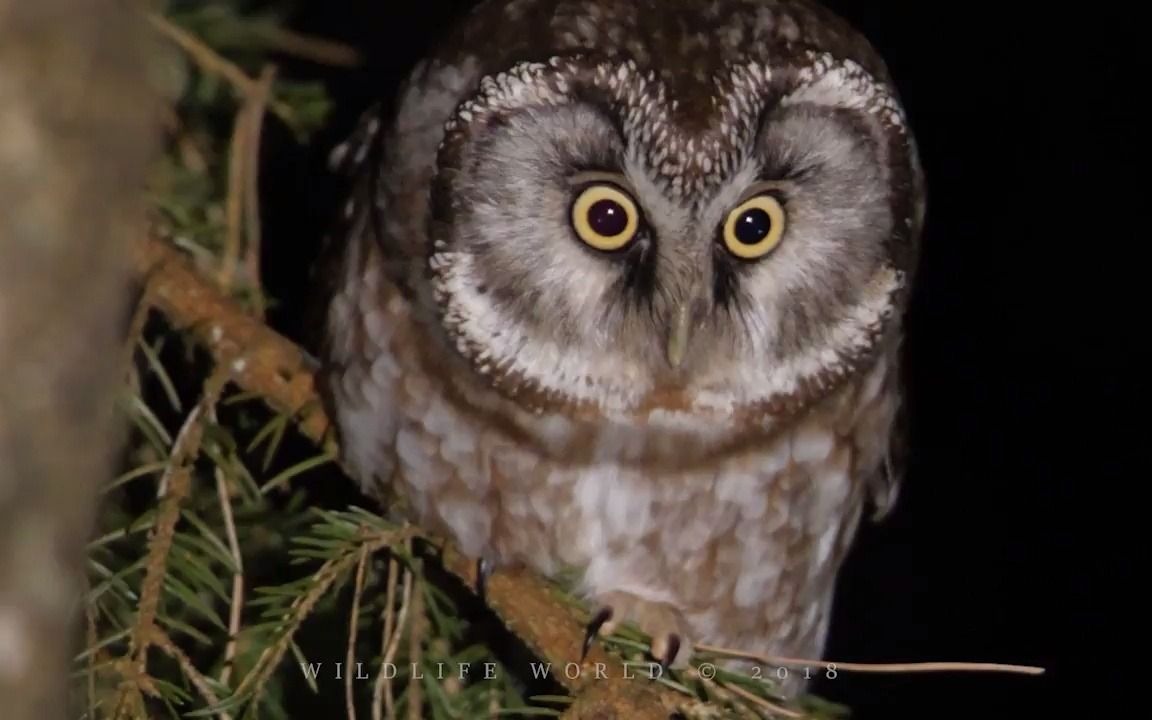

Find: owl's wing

[305,103,389,353]
[307,103,406,493]
[316,105,387,276]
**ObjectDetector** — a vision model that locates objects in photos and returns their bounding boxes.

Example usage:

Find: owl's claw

[476,557,493,601]
[580,593,691,668]
[581,606,614,661]
[659,634,681,671]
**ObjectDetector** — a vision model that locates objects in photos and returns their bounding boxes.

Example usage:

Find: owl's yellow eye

[570,184,640,252]
[721,194,786,260]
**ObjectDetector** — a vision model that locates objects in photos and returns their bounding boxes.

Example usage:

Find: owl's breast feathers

[323,229,901,662]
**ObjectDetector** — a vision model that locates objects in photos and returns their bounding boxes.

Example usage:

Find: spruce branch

[227,523,414,714]
[153,629,230,719]
[129,367,230,674]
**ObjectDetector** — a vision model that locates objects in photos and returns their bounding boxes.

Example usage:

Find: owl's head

[422,0,924,436]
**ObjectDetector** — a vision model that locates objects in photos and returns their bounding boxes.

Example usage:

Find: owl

[316,0,924,688]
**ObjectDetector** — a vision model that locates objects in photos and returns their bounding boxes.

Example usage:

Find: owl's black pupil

[734,208,772,245]
[588,199,628,237]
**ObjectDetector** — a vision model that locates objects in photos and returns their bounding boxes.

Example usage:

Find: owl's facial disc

[429,55,920,423]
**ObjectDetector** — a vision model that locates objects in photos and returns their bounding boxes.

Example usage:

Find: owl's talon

[475,556,493,601]
[586,591,692,668]
[660,633,681,671]
[581,606,614,661]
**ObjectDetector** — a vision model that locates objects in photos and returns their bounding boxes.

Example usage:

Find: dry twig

[372,556,401,720]
[214,458,245,687]
[693,644,1045,676]
[221,101,247,292]
[243,66,276,315]
[406,573,427,720]
[347,544,370,720]
[220,62,276,311]
[375,552,412,720]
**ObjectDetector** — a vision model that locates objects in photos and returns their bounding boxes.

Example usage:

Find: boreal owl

[316,0,925,687]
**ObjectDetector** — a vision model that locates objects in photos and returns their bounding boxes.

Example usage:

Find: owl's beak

[666,297,708,369]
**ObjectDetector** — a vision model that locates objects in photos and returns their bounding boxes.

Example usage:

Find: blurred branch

[253,26,363,67]
[144,11,298,126]
[220,62,276,314]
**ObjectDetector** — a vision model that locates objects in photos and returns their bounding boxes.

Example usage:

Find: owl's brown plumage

[317,0,924,689]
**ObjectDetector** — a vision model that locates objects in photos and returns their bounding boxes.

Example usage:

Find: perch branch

[133,238,333,448]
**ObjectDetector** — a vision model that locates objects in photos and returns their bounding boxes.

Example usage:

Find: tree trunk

[0,1,158,717]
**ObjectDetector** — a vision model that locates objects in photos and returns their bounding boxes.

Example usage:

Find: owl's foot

[581,592,691,669]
